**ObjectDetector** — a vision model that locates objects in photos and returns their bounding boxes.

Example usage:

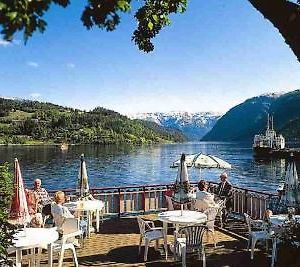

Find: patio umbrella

[9,158,31,225]
[171,153,232,169]
[281,160,300,208]
[172,153,193,207]
[78,154,90,198]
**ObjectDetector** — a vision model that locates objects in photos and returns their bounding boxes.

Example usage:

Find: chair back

[205,207,218,231]
[61,218,79,235]
[178,225,207,251]
[217,199,226,210]
[137,216,146,236]
[244,213,252,234]
[61,218,81,244]
[193,199,209,212]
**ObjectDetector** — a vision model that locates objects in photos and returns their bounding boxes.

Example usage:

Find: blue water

[0,142,297,193]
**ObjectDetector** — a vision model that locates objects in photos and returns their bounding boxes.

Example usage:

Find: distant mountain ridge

[202,90,300,141]
[131,111,222,140]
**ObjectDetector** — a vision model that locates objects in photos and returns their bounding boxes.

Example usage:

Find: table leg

[163,221,168,260]
[96,209,100,233]
[15,249,22,267]
[29,248,34,267]
[87,211,91,237]
[47,243,53,267]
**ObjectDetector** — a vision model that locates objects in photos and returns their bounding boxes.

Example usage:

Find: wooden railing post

[244,189,248,214]
[142,186,146,214]
[118,188,121,218]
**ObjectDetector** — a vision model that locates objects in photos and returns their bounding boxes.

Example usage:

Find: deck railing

[49,182,276,220]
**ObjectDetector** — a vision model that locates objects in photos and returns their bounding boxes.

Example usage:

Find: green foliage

[281,118,300,141]
[0,0,188,52]
[0,97,184,144]
[0,163,14,266]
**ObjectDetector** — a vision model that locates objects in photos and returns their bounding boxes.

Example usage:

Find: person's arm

[226,182,233,197]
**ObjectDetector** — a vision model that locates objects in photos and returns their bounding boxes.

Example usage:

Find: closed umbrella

[172,154,193,214]
[9,158,31,225]
[78,154,90,198]
[281,160,300,208]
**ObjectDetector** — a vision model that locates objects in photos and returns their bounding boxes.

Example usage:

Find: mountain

[131,112,222,140]
[202,90,300,141]
[0,98,184,144]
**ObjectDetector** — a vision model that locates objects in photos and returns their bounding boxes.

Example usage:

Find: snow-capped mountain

[130,111,222,140]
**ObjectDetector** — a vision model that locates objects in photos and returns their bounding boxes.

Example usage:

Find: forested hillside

[0,98,184,145]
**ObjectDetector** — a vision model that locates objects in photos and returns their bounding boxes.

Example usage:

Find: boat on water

[253,115,300,159]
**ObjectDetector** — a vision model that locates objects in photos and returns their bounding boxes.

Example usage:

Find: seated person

[33,178,51,214]
[25,189,39,215]
[51,191,74,232]
[195,180,216,212]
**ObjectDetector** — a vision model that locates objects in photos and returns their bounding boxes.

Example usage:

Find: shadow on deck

[20,215,300,266]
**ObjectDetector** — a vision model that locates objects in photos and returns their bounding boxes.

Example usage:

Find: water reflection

[0,142,298,193]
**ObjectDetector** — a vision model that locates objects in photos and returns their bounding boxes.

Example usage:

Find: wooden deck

[14,214,299,266]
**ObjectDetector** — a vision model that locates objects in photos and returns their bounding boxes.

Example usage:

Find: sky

[1,0,300,115]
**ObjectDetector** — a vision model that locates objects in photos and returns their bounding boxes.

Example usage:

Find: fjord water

[0,142,296,193]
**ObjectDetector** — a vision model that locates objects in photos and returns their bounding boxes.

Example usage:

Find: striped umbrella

[9,158,31,225]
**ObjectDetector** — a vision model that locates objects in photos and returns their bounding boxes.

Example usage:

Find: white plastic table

[158,210,207,257]
[270,214,300,226]
[158,210,207,234]
[12,227,59,267]
[64,199,104,235]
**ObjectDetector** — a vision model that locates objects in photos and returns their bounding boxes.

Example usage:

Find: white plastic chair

[204,207,218,248]
[137,216,168,261]
[244,213,271,260]
[215,199,226,228]
[53,218,82,267]
[174,225,207,267]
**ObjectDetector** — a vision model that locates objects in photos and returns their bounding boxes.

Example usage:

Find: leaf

[148,21,153,30]
[152,14,158,22]
[7,12,18,20]
[0,2,6,10]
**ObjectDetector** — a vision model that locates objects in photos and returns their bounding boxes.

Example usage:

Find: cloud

[66,63,75,69]
[0,40,11,47]
[27,61,39,68]
[29,93,41,99]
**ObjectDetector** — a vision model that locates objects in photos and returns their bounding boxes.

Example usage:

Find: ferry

[253,115,300,159]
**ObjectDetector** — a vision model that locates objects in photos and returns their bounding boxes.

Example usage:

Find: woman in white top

[51,191,74,232]
[195,180,216,212]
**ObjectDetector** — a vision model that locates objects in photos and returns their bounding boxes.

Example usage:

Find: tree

[0,163,14,266]
[0,0,300,59]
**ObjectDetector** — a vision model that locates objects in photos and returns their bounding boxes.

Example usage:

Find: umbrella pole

[181,204,183,216]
